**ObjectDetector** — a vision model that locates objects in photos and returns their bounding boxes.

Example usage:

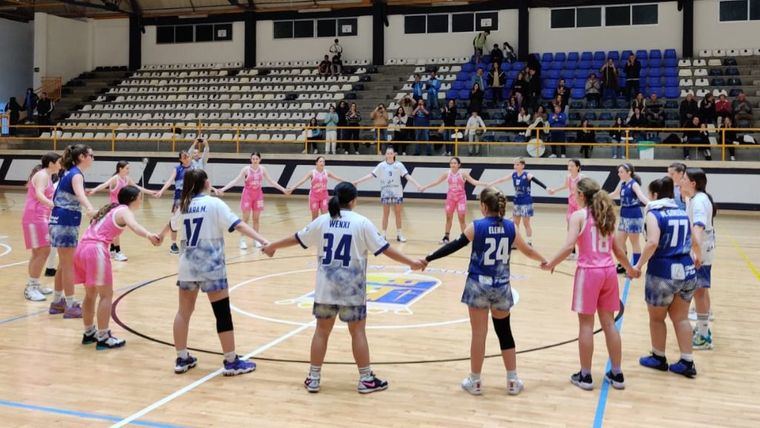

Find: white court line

[0,260,27,270]
[111,321,314,428]
[0,243,12,258]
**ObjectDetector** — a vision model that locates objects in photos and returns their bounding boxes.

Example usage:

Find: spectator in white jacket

[465,111,486,156]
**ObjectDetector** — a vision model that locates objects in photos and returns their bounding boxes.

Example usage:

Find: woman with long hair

[608,163,650,273]
[155,150,194,254]
[548,159,584,259]
[489,158,549,246]
[287,156,346,220]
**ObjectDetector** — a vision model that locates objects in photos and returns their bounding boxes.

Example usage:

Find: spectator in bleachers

[527,54,542,78]
[4,97,22,136]
[23,88,37,124]
[722,116,740,161]
[441,99,457,156]
[683,116,711,160]
[345,102,362,155]
[305,116,323,154]
[318,55,332,77]
[732,91,753,127]
[698,93,716,125]
[371,104,389,144]
[412,74,424,102]
[324,106,339,155]
[336,100,349,152]
[426,71,441,109]
[548,104,568,158]
[468,83,484,114]
[36,92,54,129]
[487,62,505,105]
[472,30,489,65]
[391,106,410,155]
[511,71,526,107]
[645,93,665,128]
[490,44,504,66]
[526,67,541,112]
[465,110,486,156]
[413,100,432,156]
[503,96,519,126]
[600,58,619,107]
[550,95,564,116]
[470,67,487,91]
[329,39,343,57]
[623,53,641,102]
[610,116,625,159]
[679,92,699,127]
[517,106,532,126]
[627,107,647,142]
[577,119,597,159]
[503,42,517,64]
[715,93,733,124]
[331,54,343,76]
[629,92,645,121]
[554,79,570,109]
[584,73,601,107]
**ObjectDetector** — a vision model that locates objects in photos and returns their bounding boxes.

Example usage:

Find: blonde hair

[479,187,507,218]
[577,177,616,236]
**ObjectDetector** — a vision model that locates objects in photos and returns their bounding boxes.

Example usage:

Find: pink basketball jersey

[80,206,127,246]
[109,175,129,204]
[577,209,614,268]
[244,166,263,191]
[310,169,328,197]
[567,174,582,209]
[448,171,465,199]
[22,174,54,223]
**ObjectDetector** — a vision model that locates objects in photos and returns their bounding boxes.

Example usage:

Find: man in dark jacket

[679,93,699,127]
[490,44,504,66]
[623,54,641,102]
[36,92,54,128]
[23,88,38,124]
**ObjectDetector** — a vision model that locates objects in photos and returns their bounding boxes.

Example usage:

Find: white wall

[93,18,129,67]
[693,0,760,51]
[384,10,519,61]
[256,16,373,62]
[141,21,245,65]
[0,18,34,102]
[529,2,682,54]
[34,13,93,87]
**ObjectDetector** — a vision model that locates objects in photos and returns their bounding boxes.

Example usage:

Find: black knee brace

[211,297,233,333]
[492,315,515,350]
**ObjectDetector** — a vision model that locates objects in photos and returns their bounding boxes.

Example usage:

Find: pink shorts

[309,193,329,213]
[23,222,50,250]
[74,242,112,287]
[445,194,467,215]
[572,266,620,315]
[241,189,264,213]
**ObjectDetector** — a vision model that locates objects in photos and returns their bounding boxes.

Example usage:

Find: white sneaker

[549,154,557,158]
[313,149,319,154]
[730,156,736,161]
[24,285,46,302]
[561,154,566,158]
[461,376,482,395]
[38,285,53,295]
[507,377,524,396]
[239,238,248,250]
[254,240,263,248]
[301,149,307,154]
[354,151,360,155]
[612,154,618,159]
[396,233,407,243]
[113,251,128,262]
[401,152,407,156]
[344,150,349,155]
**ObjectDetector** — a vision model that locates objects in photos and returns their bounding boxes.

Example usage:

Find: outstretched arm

[528,174,548,190]
[119,209,161,245]
[262,167,287,194]
[488,174,512,186]
[126,176,157,196]
[156,169,177,198]
[235,221,269,245]
[515,232,547,264]
[419,172,447,192]
[218,167,246,193]
[261,235,299,257]
[288,171,313,193]
[463,172,486,188]
[87,175,116,195]
[327,170,346,183]
[404,173,422,190]
[353,173,375,186]
[381,246,426,271]
[608,182,622,199]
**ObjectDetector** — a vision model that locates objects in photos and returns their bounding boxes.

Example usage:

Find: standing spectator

[336,100,349,152]
[400,95,415,118]
[600,58,619,107]
[465,111,486,156]
[329,39,343,57]
[345,102,362,154]
[318,55,332,77]
[391,106,410,155]
[304,116,323,154]
[487,61,505,105]
[623,53,641,102]
[722,116,740,161]
[503,41,517,64]
[5,97,22,136]
[412,100,432,156]
[526,68,541,112]
[554,79,570,109]
[698,93,716,125]
[468,82,484,114]
[324,105,339,155]
[371,103,389,145]
[584,73,601,107]
[732,91,753,127]
[472,30,489,64]
[426,71,441,109]
[503,96,519,126]
[645,93,665,128]
[679,92,699,127]
[548,104,567,158]
[441,99,457,156]
[411,74,424,102]
[331,54,343,76]
[511,72,526,107]
[715,93,732,123]
[470,67,487,91]
[23,88,38,124]
[490,43,504,66]
[610,116,625,159]
[577,119,597,159]
[36,92,54,129]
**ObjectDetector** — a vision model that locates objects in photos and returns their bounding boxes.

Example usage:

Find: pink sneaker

[49,298,65,315]
[63,302,83,319]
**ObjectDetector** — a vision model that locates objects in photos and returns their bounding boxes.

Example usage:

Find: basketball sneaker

[460,376,482,395]
[239,238,248,250]
[82,330,97,345]
[616,263,626,274]
[24,285,46,302]
[304,376,321,393]
[223,356,256,376]
[39,285,53,295]
[668,359,697,378]
[48,298,66,314]
[507,377,524,395]
[639,353,668,371]
[175,355,198,374]
[112,251,128,262]
[63,302,83,319]
[96,331,126,350]
[357,373,388,394]
[604,371,625,390]
[571,372,594,390]
[254,240,263,249]
[692,330,714,350]
[169,243,179,254]
[396,233,407,243]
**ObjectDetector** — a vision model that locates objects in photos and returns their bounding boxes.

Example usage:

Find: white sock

[652,348,666,357]
[697,314,710,336]
[224,351,237,363]
[177,349,189,359]
[397,229,403,236]
[65,295,76,306]
[507,371,518,380]
[309,365,322,379]
[469,372,481,381]
[681,353,694,362]
[28,277,39,286]
[84,325,96,335]
[96,329,109,340]
[54,291,63,301]
[359,366,373,380]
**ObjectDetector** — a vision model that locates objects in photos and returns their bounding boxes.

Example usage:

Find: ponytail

[114,160,129,176]
[479,187,507,219]
[329,182,358,219]
[27,164,43,186]
[577,177,616,236]
[90,203,119,225]
[179,169,208,213]
[61,144,90,170]
[684,167,717,218]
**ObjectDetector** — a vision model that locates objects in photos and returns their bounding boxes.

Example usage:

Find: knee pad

[211,297,233,333]
[492,315,515,350]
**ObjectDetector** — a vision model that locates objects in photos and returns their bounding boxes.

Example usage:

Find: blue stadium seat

[462,63,474,72]
[578,60,591,69]
[607,51,619,61]
[639,68,649,78]
[456,72,471,81]
[567,52,579,62]
[569,112,581,121]
[664,77,678,87]
[725,67,739,76]
[584,112,597,120]
[708,68,723,76]
[546,69,560,78]
[572,79,586,89]
[507,70,519,79]
[554,52,566,62]
[729,88,741,97]
[591,60,604,69]
[482,55,492,64]
[544,79,558,89]
[541,88,554,99]
[599,112,613,121]
[664,49,677,59]
[635,49,648,59]
[649,68,663,77]
[581,51,593,61]
[639,58,648,68]
[649,49,662,59]
[549,61,563,70]
[664,87,680,99]
[649,58,662,68]
[563,78,575,87]
[563,61,578,70]
[663,58,677,67]
[663,67,677,77]
[621,50,633,59]
[665,100,679,109]
[593,51,606,61]
[458,89,470,100]
[727,77,742,86]
[711,78,726,86]
[618,77,626,88]
[452,81,464,91]
[571,88,585,99]
[513,61,526,70]
[574,69,587,79]
[501,62,511,72]
[647,76,662,86]
[542,53,553,62]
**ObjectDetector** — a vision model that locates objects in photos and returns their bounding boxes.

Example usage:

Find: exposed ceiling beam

[56,0,130,14]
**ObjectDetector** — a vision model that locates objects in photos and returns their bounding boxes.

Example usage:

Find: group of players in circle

[19,142,715,394]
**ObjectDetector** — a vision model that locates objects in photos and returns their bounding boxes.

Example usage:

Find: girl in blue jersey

[425,187,548,396]
[48,144,97,319]
[608,163,649,273]
[156,150,193,254]
[634,176,697,378]
[488,158,548,246]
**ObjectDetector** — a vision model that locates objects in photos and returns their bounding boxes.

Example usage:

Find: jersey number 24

[483,237,510,266]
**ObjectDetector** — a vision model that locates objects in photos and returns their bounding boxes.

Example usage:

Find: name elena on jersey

[489,226,505,234]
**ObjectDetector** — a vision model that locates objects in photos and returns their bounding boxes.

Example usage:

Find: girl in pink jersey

[287,156,346,220]
[548,159,584,259]
[544,177,638,391]
[419,157,485,243]
[217,152,287,249]
[87,161,156,261]
[75,185,161,350]
[22,152,62,301]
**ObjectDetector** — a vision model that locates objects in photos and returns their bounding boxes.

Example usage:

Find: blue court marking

[0,399,183,427]
[0,309,47,325]
[592,277,632,428]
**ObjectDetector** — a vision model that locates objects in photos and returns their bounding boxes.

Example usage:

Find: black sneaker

[570,371,594,391]
[169,243,179,255]
[44,268,57,277]
[639,353,669,371]
[357,373,389,394]
[175,355,198,374]
[82,330,97,345]
[616,264,626,274]
[605,370,625,390]
[669,359,697,378]
[439,236,450,244]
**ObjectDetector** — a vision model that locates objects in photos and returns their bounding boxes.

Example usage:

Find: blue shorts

[177,279,228,293]
[513,203,534,218]
[644,273,697,307]
[49,224,79,248]
[696,265,712,289]
[618,216,644,234]
[462,274,514,312]
[313,303,367,322]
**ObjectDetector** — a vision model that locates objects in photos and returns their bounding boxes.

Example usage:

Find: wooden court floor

[0,189,759,427]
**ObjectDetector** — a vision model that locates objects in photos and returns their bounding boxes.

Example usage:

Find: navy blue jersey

[647,205,696,280]
[173,164,191,200]
[512,171,532,205]
[50,166,83,227]
[468,217,516,282]
[620,179,643,219]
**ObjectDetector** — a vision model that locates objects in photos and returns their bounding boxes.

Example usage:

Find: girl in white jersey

[287,156,346,220]
[161,169,270,376]
[353,147,422,242]
[263,182,425,394]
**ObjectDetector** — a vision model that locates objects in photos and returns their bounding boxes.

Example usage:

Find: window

[273,21,293,39]
[551,9,575,28]
[475,12,498,31]
[427,14,449,33]
[214,23,232,41]
[174,25,194,43]
[156,26,174,44]
[576,7,602,27]
[452,13,474,32]
[404,15,426,34]
[195,24,213,42]
[605,5,631,26]
[632,4,658,25]
[317,19,336,37]
[720,0,760,20]
[752,0,760,19]
[294,20,314,38]
[337,18,357,36]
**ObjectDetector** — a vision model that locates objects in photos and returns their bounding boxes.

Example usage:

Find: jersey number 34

[322,233,352,267]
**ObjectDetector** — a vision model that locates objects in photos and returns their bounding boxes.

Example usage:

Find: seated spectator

[35,92,54,129]
[465,111,486,156]
[400,95,415,117]
[645,93,665,127]
[698,93,716,125]
[577,119,597,159]
[487,62,506,104]
[722,116,740,161]
[304,116,323,154]
[554,79,570,113]
[584,73,601,107]
[548,104,567,158]
[511,72,526,106]
[331,54,343,76]
[683,116,711,160]
[470,67,487,91]
[441,99,457,156]
[629,92,645,120]
[318,55,331,77]
[391,106,410,155]
[490,43,504,65]
[600,58,619,107]
[732,91,753,127]
[426,71,441,109]
[627,107,647,141]
[715,93,732,123]
[610,116,625,159]
[468,82,484,114]
[517,106,532,126]
[503,96,519,126]
[411,74,424,102]
[412,99,432,156]
[371,103,389,143]
[679,92,699,126]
